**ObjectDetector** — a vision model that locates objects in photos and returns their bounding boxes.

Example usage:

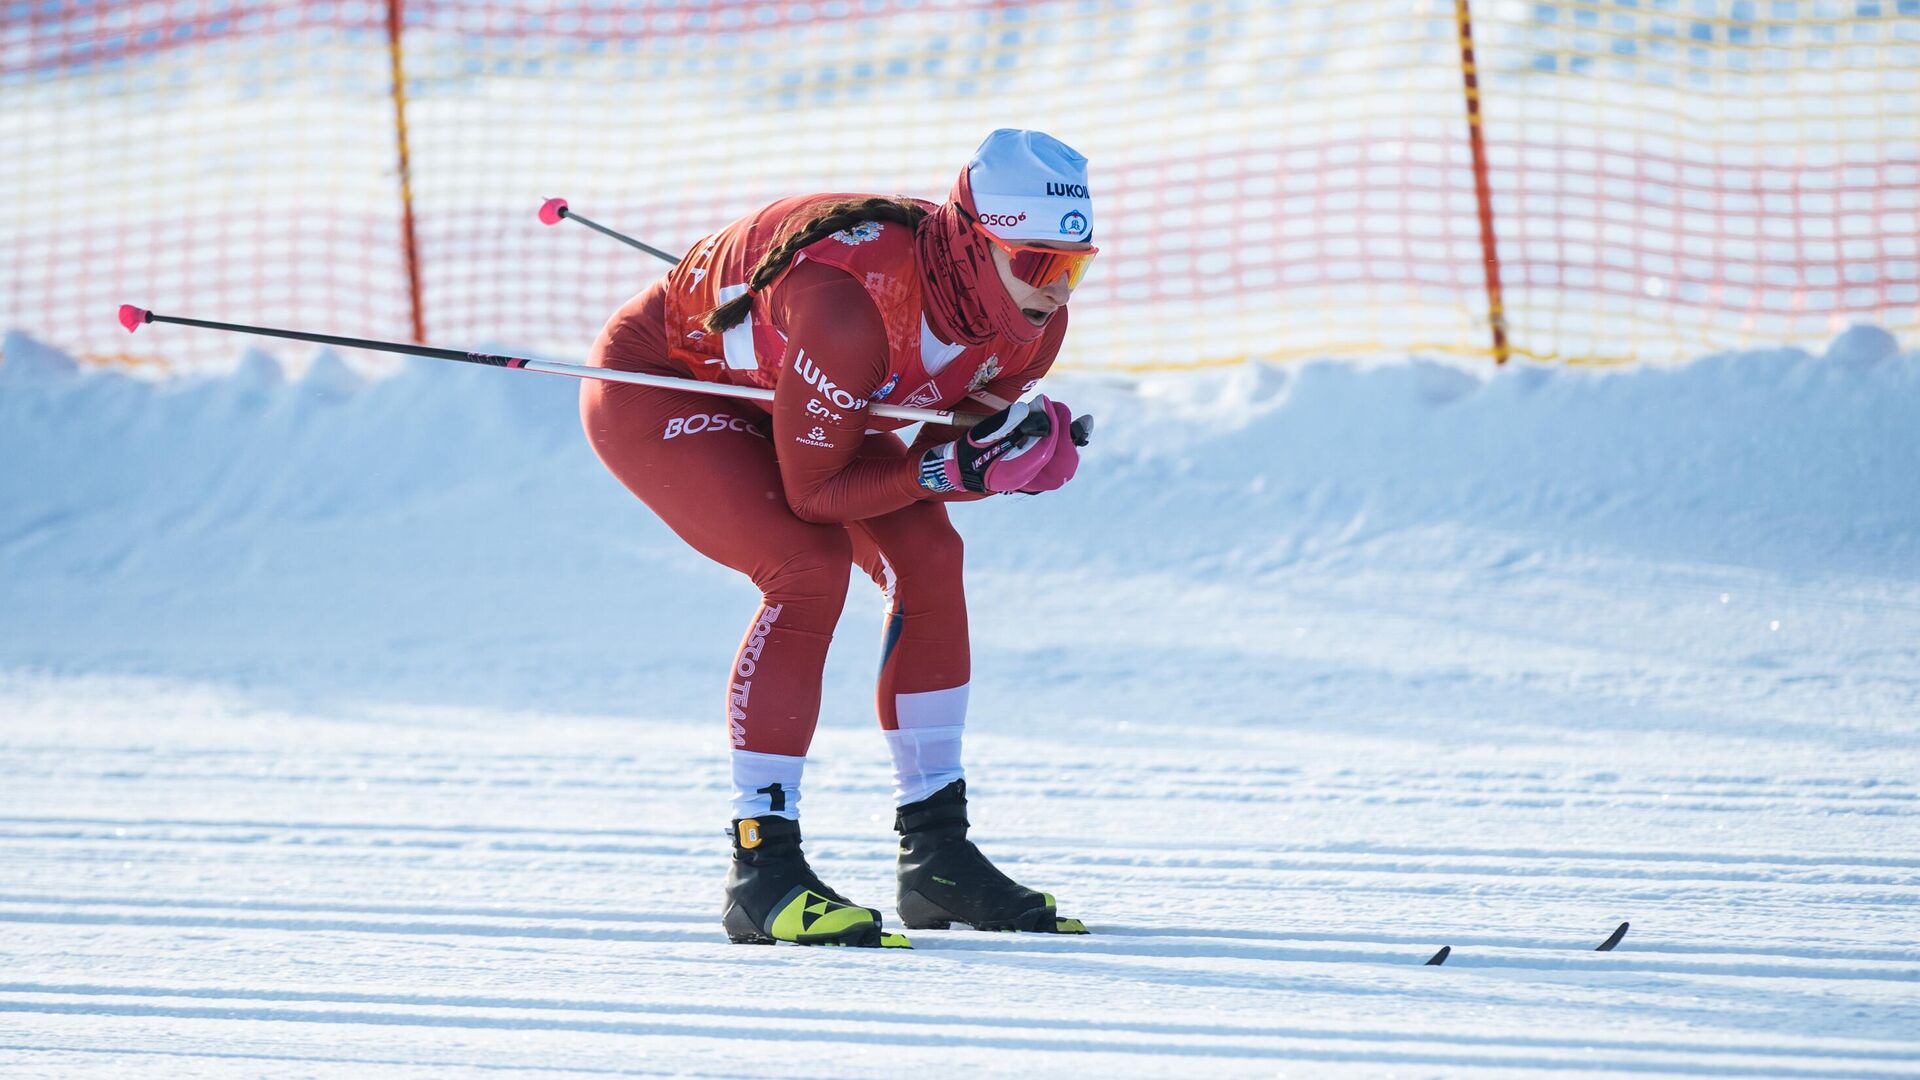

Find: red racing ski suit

[580,194,1066,756]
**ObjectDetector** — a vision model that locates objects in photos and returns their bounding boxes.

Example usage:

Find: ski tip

[1424,945,1451,966]
[879,932,913,949]
[1596,921,1630,952]
[537,197,569,225]
[117,304,149,333]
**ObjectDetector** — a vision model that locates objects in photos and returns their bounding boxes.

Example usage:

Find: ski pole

[531,198,1086,445]
[115,305,988,427]
[537,198,681,266]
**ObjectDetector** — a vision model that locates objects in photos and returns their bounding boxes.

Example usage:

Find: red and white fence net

[3,0,1915,372]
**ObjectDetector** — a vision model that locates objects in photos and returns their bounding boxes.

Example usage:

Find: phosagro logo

[1058,210,1089,237]
[978,211,1027,229]
[794,424,836,449]
[791,349,869,411]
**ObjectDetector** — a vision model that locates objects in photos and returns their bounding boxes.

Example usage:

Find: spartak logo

[900,380,942,409]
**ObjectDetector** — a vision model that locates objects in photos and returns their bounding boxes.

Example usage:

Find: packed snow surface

[3,329,1917,1077]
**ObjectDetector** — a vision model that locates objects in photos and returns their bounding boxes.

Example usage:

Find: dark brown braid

[701,196,930,334]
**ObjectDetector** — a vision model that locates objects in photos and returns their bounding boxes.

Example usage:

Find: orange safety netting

[3,0,1914,373]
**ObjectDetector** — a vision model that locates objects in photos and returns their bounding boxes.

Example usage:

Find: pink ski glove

[1018,397,1089,493]
[919,396,1061,494]
[917,396,1092,495]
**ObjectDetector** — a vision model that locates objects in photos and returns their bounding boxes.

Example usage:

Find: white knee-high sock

[731,749,804,820]
[885,684,968,805]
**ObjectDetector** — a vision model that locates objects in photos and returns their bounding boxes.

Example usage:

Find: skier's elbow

[784,489,838,524]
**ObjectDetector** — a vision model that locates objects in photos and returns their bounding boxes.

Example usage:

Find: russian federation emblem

[966,354,1002,393]
[832,221,883,245]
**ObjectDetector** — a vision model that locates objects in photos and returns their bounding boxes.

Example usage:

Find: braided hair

[701,196,930,334]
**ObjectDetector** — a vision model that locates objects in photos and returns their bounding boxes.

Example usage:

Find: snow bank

[4,328,1916,710]
[988,345,1920,579]
[8,328,1920,1078]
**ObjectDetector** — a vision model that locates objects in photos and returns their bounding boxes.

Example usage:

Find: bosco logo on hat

[966,129,1094,243]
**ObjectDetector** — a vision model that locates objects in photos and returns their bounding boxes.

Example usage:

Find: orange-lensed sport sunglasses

[971,221,1098,290]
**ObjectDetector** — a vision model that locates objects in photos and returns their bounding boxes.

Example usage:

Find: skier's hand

[918,395,1084,494]
[1017,398,1092,494]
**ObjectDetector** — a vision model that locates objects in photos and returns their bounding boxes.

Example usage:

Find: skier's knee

[892,526,964,593]
[757,531,854,609]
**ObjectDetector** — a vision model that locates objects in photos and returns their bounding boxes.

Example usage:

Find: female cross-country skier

[580,130,1098,948]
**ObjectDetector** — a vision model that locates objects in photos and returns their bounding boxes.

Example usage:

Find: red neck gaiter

[915,169,1051,346]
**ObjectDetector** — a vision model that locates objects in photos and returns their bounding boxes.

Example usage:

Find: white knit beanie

[965,129,1093,244]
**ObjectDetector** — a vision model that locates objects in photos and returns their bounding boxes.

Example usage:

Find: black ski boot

[722,816,909,948]
[894,781,1087,934]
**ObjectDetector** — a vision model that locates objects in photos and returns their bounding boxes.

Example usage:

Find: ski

[1595,920,1630,951]
[1424,921,1628,965]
